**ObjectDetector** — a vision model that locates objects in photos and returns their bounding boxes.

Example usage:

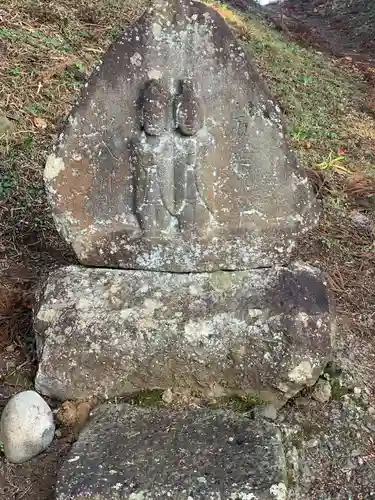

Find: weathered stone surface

[44,0,318,272]
[0,390,55,463]
[56,404,287,500]
[34,262,333,405]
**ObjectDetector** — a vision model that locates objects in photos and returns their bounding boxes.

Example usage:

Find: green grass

[209,394,267,412]
[0,0,150,275]
[207,1,375,177]
[124,389,165,408]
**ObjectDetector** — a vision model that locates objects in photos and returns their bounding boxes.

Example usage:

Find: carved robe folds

[133,79,212,237]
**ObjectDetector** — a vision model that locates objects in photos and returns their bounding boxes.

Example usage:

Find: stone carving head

[141,79,170,136]
[175,79,204,136]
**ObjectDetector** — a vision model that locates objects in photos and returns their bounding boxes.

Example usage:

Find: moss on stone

[330,378,350,401]
[212,393,267,412]
[288,431,305,451]
[125,389,164,408]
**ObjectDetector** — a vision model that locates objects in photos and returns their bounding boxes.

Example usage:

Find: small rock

[254,404,278,421]
[0,390,55,463]
[55,399,94,436]
[353,387,362,398]
[312,379,332,404]
[350,211,374,233]
[306,439,319,448]
[351,449,362,458]
[162,388,174,404]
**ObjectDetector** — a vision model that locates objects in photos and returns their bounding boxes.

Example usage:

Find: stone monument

[35,0,334,407]
[43,0,318,272]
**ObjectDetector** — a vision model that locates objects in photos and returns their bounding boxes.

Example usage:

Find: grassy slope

[211,2,375,172]
[210,2,375,365]
[0,0,150,276]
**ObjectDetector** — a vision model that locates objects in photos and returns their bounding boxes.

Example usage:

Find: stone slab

[34,263,334,405]
[56,404,288,500]
[44,0,318,272]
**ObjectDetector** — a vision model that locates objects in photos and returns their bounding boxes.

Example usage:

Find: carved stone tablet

[45,0,318,271]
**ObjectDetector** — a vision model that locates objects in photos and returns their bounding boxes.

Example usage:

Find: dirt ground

[0,0,375,498]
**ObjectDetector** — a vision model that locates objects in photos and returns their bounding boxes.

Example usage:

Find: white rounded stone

[0,390,55,463]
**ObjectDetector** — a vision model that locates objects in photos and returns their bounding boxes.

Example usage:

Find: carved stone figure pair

[134,78,211,236]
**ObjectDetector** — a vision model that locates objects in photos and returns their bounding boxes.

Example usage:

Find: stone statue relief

[45,0,318,271]
[132,78,214,238]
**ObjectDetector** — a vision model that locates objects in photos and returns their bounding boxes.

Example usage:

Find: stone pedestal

[35,263,333,406]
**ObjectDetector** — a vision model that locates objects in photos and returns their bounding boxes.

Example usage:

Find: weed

[0,171,16,201]
[316,152,351,174]
[330,378,350,401]
[24,104,45,115]
[319,236,341,250]
[22,135,34,149]
[289,430,305,450]
[8,67,22,76]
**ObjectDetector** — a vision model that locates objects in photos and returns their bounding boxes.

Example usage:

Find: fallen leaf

[36,56,77,82]
[33,116,47,129]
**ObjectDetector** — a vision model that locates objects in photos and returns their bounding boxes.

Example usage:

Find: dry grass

[0,436,72,500]
[0,284,32,347]
[0,1,149,283]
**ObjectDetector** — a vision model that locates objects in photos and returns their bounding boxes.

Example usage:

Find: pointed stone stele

[56,404,288,500]
[44,0,318,272]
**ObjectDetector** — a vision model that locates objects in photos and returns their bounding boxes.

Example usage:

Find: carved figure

[133,79,212,236]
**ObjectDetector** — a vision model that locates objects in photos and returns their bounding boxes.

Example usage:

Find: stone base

[34,263,334,406]
[56,404,287,500]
